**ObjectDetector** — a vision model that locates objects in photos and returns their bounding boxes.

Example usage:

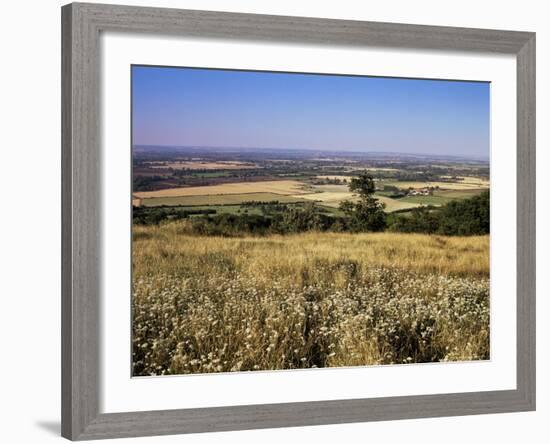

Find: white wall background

[0,1,546,443]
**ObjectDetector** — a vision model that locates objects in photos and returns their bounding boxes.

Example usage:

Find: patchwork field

[133,177,488,212]
[132,147,489,220]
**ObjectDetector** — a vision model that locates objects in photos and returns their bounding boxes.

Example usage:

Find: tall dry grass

[132,221,489,376]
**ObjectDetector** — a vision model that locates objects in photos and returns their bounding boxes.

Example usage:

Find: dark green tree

[438,190,489,235]
[387,190,490,236]
[339,171,386,231]
[280,202,323,232]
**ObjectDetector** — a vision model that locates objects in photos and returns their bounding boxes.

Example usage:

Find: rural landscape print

[131,66,490,377]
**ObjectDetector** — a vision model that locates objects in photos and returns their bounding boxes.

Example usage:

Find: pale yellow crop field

[134,180,308,199]
[457,176,490,186]
[297,184,421,212]
[311,184,350,193]
[299,191,357,207]
[375,195,423,212]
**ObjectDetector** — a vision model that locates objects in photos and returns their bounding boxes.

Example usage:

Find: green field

[140,192,306,207]
[184,205,264,216]
[400,189,486,206]
[399,195,454,206]
[437,189,488,199]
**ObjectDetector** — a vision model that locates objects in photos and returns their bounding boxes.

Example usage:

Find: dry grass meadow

[132,222,490,376]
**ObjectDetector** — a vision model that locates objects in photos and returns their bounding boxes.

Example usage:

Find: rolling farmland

[133,160,488,215]
[131,149,491,376]
[130,64,492,377]
[136,183,487,215]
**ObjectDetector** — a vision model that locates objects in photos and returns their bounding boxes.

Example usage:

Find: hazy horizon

[132,66,490,159]
[132,144,489,160]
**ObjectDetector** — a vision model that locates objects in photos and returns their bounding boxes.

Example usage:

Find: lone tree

[339,171,386,232]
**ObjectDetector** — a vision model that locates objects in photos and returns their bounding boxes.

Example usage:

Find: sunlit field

[132,222,490,376]
[133,180,307,199]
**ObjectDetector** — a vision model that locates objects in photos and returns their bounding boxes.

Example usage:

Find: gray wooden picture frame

[61,2,536,440]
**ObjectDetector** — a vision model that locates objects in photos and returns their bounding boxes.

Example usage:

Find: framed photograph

[61,2,535,440]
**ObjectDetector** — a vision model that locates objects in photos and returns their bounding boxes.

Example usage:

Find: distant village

[379,183,438,198]
[407,187,435,196]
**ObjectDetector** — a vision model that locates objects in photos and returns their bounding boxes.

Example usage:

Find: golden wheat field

[299,191,422,212]
[132,223,490,376]
[133,180,307,199]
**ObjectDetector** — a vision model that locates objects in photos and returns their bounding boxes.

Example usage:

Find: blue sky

[132,66,490,158]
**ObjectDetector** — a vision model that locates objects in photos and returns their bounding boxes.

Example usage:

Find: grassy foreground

[132,222,490,376]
